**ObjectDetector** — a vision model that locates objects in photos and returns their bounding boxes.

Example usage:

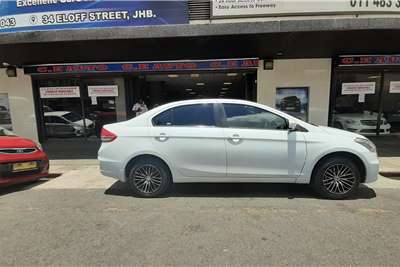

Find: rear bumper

[99,158,122,181]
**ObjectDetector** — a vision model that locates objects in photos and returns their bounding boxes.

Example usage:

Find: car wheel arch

[310,151,366,184]
[124,154,173,182]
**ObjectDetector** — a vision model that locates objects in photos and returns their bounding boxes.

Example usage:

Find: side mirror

[288,121,297,132]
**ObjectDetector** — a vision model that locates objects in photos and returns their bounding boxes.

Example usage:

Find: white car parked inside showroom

[98,99,379,199]
[333,111,391,136]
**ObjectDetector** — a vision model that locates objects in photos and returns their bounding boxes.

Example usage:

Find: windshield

[62,112,82,122]
[0,127,14,136]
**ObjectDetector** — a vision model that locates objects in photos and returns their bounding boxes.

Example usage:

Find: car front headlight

[354,137,376,153]
[346,119,357,124]
[35,142,43,151]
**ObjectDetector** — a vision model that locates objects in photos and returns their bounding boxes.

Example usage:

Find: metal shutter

[188,0,211,20]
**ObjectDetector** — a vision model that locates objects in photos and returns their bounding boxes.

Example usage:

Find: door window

[152,104,216,127]
[152,109,173,126]
[44,116,53,124]
[52,116,68,124]
[223,104,288,130]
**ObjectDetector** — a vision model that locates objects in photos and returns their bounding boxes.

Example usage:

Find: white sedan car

[44,111,95,137]
[98,99,379,199]
[333,111,391,136]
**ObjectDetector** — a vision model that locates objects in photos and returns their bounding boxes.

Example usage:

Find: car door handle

[228,134,241,143]
[156,133,169,142]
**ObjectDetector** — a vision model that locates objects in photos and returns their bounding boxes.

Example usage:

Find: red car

[0,127,49,188]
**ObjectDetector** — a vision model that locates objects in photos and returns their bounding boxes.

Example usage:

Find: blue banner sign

[0,0,188,33]
[339,55,400,66]
[24,59,260,74]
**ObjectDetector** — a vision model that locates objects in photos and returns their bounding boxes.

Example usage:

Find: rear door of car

[151,103,226,178]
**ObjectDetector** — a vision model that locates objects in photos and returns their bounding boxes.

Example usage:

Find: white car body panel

[223,128,306,180]
[150,126,226,178]
[98,99,379,185]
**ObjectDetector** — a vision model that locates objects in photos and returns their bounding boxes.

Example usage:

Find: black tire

[127,157,172,198]
[311,156,361,200]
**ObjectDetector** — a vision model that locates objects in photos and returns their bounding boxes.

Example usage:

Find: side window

[44,116,52,123]
[223,104,288,130]
[52,116,68,124]
[152,109,173,126]
[173,104,215,126]
[152,104,216,127]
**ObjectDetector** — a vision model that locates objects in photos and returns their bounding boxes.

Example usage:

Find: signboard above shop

[0,0,188,33]
[212,0,400,18]
[24,58,260,75]
[339,55,400,66]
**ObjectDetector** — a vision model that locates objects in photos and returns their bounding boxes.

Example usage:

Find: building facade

[1,0,400,158]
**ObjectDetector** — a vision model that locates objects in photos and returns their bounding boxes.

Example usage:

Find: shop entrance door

[34,78,121,159]
[125,71,257,118]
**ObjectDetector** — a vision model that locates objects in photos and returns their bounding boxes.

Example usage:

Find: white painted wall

[257,59,332,126]
[0,68,38,142]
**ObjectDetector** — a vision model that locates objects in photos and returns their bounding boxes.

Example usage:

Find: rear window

[152,104,216,127]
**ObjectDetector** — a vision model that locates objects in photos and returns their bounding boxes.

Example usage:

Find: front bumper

[363,155,380,184]
[0,159,49,188]
[345,124,391,136]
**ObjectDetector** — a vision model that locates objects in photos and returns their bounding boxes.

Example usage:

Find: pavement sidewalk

[379,157,400,176]
[49,157,400,179]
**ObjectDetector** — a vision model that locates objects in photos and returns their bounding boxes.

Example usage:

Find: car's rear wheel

[312,157,361,200]
[127,157,172,198]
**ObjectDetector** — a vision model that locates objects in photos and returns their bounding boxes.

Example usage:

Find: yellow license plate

[12,161,38,172]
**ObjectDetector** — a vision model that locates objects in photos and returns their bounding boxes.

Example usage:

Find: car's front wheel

[127,157,172,198]
[312,157,361,200]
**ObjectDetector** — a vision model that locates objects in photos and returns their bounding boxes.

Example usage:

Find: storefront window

[331,69,400,156]
[382,73,400,136]
[0,93,12,130]
[125,71,257,119]
[34,78,123,159]
[331,72,386,136]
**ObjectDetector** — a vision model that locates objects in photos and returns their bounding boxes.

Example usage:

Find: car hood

[73,119,93,127]
[0,136,37,148]
[318,126,362,139]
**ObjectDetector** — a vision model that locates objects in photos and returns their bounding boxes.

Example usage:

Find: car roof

[141,98,276,120]
[151,98,261,107]
[44,111,71,116]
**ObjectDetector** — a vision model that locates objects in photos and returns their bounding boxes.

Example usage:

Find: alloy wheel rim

[322,164,356,195]
[133,164,162,194]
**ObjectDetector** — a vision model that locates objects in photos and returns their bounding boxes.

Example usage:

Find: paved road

[0,163,399,266]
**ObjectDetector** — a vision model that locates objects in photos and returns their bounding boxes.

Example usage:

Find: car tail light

[101,128,117,142]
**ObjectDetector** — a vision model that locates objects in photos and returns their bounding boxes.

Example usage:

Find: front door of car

[151,103,226,178]
[221,103,307,180]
